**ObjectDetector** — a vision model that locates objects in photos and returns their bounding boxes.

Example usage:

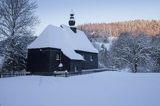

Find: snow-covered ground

[0,71,160,106]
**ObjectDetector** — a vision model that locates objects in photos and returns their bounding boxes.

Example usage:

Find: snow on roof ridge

[28,24,98,60]
[60,25,98,53]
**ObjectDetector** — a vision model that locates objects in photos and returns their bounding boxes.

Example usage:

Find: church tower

[68,11,77,33]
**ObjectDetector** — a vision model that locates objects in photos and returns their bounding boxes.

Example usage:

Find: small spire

[68,10,77,33]
[69,10,75,26]
[70,9,74,16]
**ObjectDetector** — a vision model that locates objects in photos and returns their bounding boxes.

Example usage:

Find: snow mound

[0,71,160,106]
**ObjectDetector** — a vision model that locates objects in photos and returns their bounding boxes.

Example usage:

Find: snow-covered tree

[2,36,36,72]
[110,32,153,72]
[150,34,160,72]
[0,0,38,72]
[98,48,114,68]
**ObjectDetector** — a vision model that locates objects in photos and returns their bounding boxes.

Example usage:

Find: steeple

[68,10,77,33]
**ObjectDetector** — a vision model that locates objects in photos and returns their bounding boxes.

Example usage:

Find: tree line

[78,20,160,38]
[79,20,160,72]
[98,33,160,72]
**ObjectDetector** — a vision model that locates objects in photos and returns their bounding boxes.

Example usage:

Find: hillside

[0,71,160,106]
[78,20,160,38]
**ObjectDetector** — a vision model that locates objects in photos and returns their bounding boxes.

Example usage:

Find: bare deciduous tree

[0,0,38,72]
[110,32,154,72]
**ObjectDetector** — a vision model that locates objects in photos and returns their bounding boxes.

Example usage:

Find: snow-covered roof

[28,25,98,60]
[61,25,98,53]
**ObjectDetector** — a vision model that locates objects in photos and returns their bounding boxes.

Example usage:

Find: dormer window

[56,54,60,60]
[90,55,93,61]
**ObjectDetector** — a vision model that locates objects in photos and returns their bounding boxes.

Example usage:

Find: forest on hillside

[78,20,160,72]
[78,20,160,38]
[98,33,160,72]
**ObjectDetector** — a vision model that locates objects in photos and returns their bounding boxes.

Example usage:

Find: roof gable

[60,25,98,53]
[28,25,98,60]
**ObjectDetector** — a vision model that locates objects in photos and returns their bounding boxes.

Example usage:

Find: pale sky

[35,0,160,35]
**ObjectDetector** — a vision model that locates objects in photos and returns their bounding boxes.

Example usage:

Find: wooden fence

[0,71,30,78]
[53,68,118,77]
[0,68,118,78]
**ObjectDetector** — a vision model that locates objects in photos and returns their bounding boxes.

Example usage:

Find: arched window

[56,54,60,60]
[90,55,93,61]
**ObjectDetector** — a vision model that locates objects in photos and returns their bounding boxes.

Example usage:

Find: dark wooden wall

[70,60,82,72]
[27,48,98,75]
[27,48,72,74]
[49,49,70,72]
[75,50,98,70]
[27,48,52,75]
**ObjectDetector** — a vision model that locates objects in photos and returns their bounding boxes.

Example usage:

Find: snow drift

[0,71,160,106]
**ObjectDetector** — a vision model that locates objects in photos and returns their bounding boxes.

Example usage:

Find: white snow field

[0,71,160,106]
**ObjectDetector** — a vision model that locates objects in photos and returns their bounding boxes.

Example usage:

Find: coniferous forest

[78,20,160,38]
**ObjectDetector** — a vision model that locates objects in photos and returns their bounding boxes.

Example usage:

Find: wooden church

[27,13,98,75]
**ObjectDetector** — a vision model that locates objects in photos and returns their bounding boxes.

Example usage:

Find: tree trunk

[134,64,137,73]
